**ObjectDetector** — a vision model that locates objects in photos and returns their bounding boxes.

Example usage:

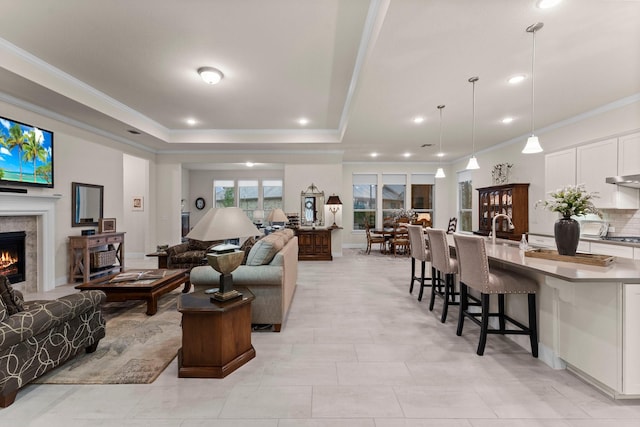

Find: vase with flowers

[537,184,599,256]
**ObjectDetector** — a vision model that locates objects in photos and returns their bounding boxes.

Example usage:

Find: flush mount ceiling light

[435,105,446,178]
[501,117,514,124]
[186,118,197,126]
[522,23,544,154]
[413,116,425,124]
[508,74,526,84]
[403,152,411,158]
[537,0,561,9]
[197,67,224,85]
[298,118,309,126]
[466,77,480,170]
[245,162,255,167]
[370,152,378,158]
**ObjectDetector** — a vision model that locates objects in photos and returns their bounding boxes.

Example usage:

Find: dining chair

[407,224,435,301]
[390,222,410,256]
[424,228,459,323]
[453,233,538,357]
[364,218,387,254]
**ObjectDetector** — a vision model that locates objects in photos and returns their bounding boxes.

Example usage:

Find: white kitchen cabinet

[635,248,640,261]
[618,132,640,176]
[577,138,638,209]
[624,284,640,394]
[545,148,576,195]
[590,242,634,259]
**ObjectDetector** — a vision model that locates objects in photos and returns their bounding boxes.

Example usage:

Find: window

[458,170,473,232]
[353,174,377,230]
[263,180,283,212]
[238,180,258,218]
[213,179,282,220]
[382,174,405,223]
[214,180,235,207]
[411,174,434,226]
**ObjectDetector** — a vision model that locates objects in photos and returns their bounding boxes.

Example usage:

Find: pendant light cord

[469,77,478,155]
[438,105,445,161]
[531,28,536,136]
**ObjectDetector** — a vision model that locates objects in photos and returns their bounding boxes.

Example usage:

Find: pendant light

[435,105,446,178]
[466,76,480,170]
[522,22,544,154]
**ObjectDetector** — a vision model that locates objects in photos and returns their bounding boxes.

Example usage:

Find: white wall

[122,153,150,257]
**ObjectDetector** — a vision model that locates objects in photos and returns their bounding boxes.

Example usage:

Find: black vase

[554,216,580,256]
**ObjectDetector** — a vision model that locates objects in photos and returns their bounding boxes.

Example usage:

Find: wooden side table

[177,287,255,378]
[145,251,168,268]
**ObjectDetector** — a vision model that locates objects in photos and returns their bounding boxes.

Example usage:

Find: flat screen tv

[0,116,53,188]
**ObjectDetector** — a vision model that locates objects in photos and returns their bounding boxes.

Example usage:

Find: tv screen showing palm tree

[0,116,53,188]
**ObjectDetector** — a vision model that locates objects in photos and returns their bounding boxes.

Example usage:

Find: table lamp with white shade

[267,208,289,227]
[186,207,259,301]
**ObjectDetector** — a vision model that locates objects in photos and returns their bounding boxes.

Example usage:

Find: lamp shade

[326,195,342,205]
[522,135,543,154]
[435,167,446,178]
[186,207,259,241]
[466,156,480,170]
[267,208,289,223]
[253,209,265,221]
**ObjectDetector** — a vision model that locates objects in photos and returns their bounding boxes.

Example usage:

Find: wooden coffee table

[75,269,190,315]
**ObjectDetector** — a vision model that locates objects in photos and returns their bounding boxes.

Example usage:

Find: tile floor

[2,249,640,426]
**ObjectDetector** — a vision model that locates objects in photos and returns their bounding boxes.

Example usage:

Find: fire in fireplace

[0,231,26,284]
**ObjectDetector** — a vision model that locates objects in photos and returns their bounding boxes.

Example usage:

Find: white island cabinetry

[624,284,640,394]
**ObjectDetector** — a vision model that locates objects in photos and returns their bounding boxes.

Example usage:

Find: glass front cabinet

[476,183,529,240]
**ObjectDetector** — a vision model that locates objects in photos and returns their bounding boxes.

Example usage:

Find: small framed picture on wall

[99,218,116,233]
[132,196,144,211]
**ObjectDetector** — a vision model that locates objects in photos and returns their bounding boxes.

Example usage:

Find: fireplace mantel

[0,192,62,292]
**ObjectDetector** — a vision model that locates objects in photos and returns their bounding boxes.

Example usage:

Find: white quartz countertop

[447,234,640,283]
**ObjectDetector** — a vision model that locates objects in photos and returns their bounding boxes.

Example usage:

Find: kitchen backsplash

[601,209,640,237]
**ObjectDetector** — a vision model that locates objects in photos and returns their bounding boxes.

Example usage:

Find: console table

[296,228,332,261]
[68,232,125,283]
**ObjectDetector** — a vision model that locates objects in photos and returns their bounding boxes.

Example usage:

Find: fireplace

[0,231,26,284]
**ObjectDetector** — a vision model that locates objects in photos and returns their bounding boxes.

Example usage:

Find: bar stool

[453,233,538,357]
[424,228,459,323]
[407,224,434,301]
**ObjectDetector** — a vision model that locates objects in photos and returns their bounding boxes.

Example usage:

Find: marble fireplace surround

[0,193,61,292]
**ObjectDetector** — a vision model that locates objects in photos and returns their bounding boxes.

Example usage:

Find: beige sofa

[189,229,298,332]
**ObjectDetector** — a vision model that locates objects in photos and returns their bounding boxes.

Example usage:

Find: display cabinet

[296,228,332,261]
[476,183,529,241]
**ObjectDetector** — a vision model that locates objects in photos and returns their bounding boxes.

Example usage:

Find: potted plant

[537,184,599,256]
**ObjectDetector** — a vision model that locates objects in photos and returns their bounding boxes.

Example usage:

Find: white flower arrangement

[536,184,600,218]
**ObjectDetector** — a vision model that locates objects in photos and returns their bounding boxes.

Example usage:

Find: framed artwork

[99,218,116,233]
[132,196,144,211]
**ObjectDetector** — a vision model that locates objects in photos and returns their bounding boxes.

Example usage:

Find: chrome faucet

[492,214,515,245]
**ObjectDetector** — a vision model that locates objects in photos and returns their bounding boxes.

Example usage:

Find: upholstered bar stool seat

[407,225,435,301]
[453,233,538,357]
[424,228,459,323]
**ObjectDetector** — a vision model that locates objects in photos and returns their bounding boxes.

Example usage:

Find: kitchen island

[449,235,640,399]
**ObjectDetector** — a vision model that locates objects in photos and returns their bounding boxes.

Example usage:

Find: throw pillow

[0,275,25,315]
[0,296,8,322]
[239,236,257,265]
[245,233,285,265]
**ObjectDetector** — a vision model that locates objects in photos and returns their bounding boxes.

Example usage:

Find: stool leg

[441,274,451,323]
[498,294,506,331]
[410,258,416,294]
[418,261,426,301]
[528,293,539,358]
[477,293,490,356]
[456,282,467,336]
[429,269,437,311]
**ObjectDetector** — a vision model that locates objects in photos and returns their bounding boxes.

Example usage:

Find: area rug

[33,290,182,385]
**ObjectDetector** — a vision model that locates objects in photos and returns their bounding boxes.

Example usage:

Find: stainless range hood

[606,175,640,189]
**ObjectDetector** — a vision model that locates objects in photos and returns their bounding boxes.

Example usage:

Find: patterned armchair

[164,239,223,270]
[0,275,106,407]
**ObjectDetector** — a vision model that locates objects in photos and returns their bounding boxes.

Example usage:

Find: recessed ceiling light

[537,0,561,9]
[413,117,425,124]
[501,117,514,124]
[186,118,197,126]
[127,129,141,135]
[246,162,255,167]
[403,152,411,158]
[437,152,445,158]
[298,118,309,126]
[370,152,378,158]
[197,67,224,85]
[508,74,526,84]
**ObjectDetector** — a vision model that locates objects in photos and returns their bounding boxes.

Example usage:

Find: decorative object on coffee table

[537,184,599,256]
[186,207,260,301]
